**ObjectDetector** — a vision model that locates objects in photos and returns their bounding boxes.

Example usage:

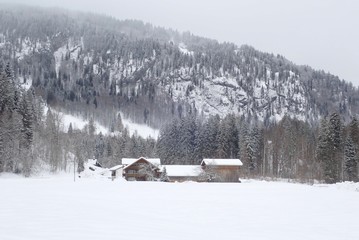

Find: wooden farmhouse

[122,157,161,181]
[200,159,243,182]
[163,165,203,182]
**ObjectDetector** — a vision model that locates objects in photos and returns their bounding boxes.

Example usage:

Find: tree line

[157,113,358,183]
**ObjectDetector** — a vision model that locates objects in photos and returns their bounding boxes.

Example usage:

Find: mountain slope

[0,5,358,128]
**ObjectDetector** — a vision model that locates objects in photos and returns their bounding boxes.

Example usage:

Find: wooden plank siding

[201,160,242,182]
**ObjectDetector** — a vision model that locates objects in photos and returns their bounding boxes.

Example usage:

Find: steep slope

[0,5,358,129]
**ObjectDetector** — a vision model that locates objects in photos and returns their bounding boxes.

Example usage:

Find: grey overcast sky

[1,0,359,85]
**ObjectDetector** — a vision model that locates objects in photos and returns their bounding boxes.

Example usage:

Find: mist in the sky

[1,0,358,85]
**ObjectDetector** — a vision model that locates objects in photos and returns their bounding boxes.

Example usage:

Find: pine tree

[279,116,297,178]
[88,117,96,136]
[198,115,220,158]
[329,112,342,151]
[216,119,230,158]
[316,117,331,182]
[328,112,342,182]
[226,114,239,158]
[240,121,259,174]
[0,133,3,171]
[248,126,261,174]
[344,136,357,181]
[179,115,199,164]
[317,113,343,183]
[95,132,105,160]
[160,166,170,182]
[19,90,34,149]
[157,119,181,164]
[68,123,73,135]
[349,118,359,146]
[106,140,113,158]
[349,118,359,168]
[0,63,14,114]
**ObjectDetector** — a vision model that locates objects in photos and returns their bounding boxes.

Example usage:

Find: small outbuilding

[163,165,203,182]
[109,165,123,181]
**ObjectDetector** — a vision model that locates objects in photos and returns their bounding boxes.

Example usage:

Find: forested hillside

[0,63,158,175]
[0,5,358,129]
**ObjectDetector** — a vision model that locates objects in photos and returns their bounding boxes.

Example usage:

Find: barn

[200,159,243,182]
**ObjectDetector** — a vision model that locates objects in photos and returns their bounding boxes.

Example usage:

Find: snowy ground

[1,176,358,240]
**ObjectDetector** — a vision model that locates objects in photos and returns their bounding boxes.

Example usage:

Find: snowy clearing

[120,112,159,139]
[58,111,109,135]
[0,177,358,240]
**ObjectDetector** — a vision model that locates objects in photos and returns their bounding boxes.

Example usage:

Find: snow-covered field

[1,177,358,240]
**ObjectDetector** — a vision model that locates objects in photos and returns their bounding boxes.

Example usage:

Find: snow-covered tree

[0,63,15,113]
[95,132,105,160]
[316,117,330,181]
[88,117,96,136]
[198,115,220,158]
[160,166,170,182]
[198,165,222,182]
[179,115,200,164]
[344,136,357,181]
[328,112,343,182]
[138,163,157,181]
[349,118,359,146]
[316,113,343,183]
[19,90,34,150]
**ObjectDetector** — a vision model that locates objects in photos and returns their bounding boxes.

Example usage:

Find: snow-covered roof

[122,157,161,170]
[201,159,243,166]
[122,158,161,166]
[162,165,202,177]
[79,159,110,179]
[87,159,102,168]
[109,165,123,171]
[87,159,98,165]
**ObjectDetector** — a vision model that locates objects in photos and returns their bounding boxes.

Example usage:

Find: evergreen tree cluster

[158,113,358,183]
[316,114,359,183]
[0,62,39,175]
[157,114,261,169]
[0,61,157,176]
